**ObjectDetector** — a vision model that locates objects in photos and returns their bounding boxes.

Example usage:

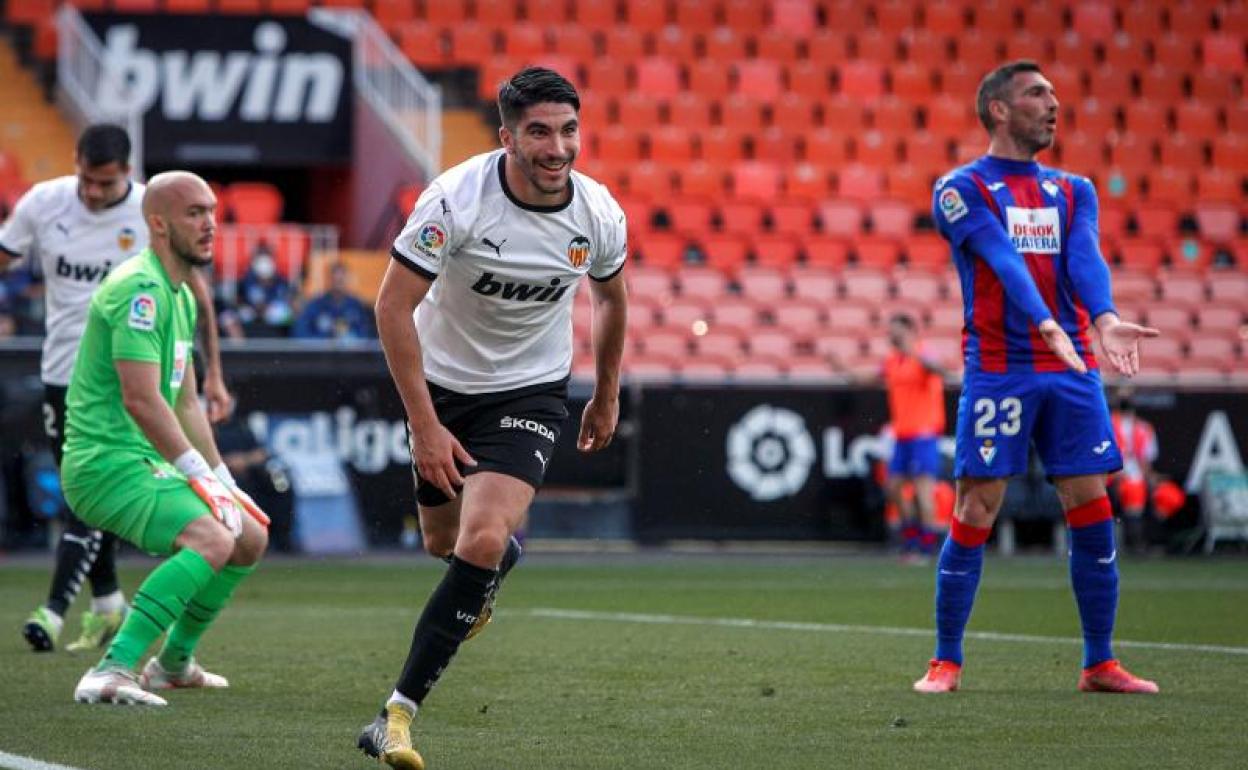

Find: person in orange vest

[1109,388,1158,553]
[880,313,949,560]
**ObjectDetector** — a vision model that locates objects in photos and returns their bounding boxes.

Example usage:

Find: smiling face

[500,101,580,206]
[993,71,1060,157]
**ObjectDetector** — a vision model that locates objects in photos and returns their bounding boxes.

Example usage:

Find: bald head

[143,170,217,269]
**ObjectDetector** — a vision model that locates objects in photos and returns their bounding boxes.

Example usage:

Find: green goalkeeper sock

[99,549,216,672]
[159,564,255,672]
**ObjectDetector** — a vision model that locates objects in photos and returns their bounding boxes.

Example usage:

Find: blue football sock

[933,536,985,665]
[1069,517,1118,668]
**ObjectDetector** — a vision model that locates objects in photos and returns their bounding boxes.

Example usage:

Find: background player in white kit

[0,124,231,653]
[357,67,628,770]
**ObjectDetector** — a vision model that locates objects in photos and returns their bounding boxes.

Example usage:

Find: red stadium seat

[855,131,900,167]
[1207,272,1248,305]
[724,0,768,29]
[1068,97,1117,138]
[1104,33,1150,71]
[718,199,767,236]
[665,198,714,237]
[1203,33,1246,72]
[689,59,733,99]
[871,96,917,134]
[772,0,817,36]
[226,182,283,224]
[1136,64,1184,103]
[1071,2,1117,41]
[595,126,643,164]
[625,0,671,32]
[549,25,597,63]
[1152,32,1199,70]
[1146,167,1196,208]
[1212,135,1248,174]
[634,58,682,98]
[679,163,728,198]
[754,127,801,164]
[629,266,677,303]
[819,199,865,238]
[925,96,976,140]
[667,92,713,128]
[927,303,963,334]
[737,266,790,301]
[1194,203,1242,242]
[617,92,663,133]
[643,330,691,359]
[749,331,801,364]
[804,128,852,166]
[654,25,697,61]
[1121,1,1165,38]
[769,201,815,237]
[664,299,711,330]
[649,126,695,164]
[1111,269,1156,303]
[842,269,891,302]
[602,26,646,60]
[807,29,851,68]
[836,165,885,202]
[477,0,523,27]
[789,266,838,302]
[501,22,546,59]
[397,23,447,70]
[680,267,731,300]
[887,164,937,210]
[953,29,1001,73]
[904,30,951,69]
[720,94,766,133]
[637,233,687,270]
[787,61,833,100]
[904,232,949,271]
[757,28,801,62]
[814,333,865,367]
[1174,100,1219,138]
[1158,133,1207,169]
[1222,99,1248,133]
[921,0,968,35]
[626,162,677,199]
[736,60,784,101]
[839,60,886,102]
[889,62,935,101]
[937,62,982,99]
[1195,169,1242,204]
[704,26,748,63]
[1116,238,1166,271]
[713,299,762,334]
[1052,32,1099,70]
[1121,101,1169,139]
[1003,32,1051,64]
[576,0,621,30]
[751,235,800,269]
[1134,202,1180,240]
[700,127,746,164]
[586,59,632,96]
[868,200,914,238]
[731,163,782,203]
[1109,133,1157,177]
[893,269,943,304]
[674,0,718,33]
[823,97,869,131]
[855,29,899,62]
[1196,305,1245,334]
[770,306,823,341]
[855,236,902,270]
[800,236,851,270]
[476,55,519,98]
[1191,71,1238,103]
[825,303,875,330]
[785,163,833,201]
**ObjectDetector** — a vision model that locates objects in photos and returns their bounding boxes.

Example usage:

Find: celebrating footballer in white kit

[358,67,628,770]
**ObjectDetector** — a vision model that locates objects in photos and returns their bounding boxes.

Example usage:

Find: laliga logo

[726,405,816,501]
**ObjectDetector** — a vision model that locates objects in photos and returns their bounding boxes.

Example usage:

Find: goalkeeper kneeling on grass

[58,171,269,707]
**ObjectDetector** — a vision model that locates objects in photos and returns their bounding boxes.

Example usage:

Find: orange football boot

[1078,660,1159,694]
[913,659,962,693]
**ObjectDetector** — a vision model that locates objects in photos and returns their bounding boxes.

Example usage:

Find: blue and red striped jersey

[933,155,1115,375]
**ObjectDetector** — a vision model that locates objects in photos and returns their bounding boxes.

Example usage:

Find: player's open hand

[578,395,619,452]
[410,423,476,499]
[1037,318,1088,374]
[1097,317,1161,377]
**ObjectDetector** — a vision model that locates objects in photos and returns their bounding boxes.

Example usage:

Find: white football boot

[74,667,168,706]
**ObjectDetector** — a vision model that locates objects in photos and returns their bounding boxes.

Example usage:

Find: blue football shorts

[953,369,1123,479]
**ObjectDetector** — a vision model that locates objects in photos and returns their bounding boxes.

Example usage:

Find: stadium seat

[1158,272,1207,307]
[643,330,691,360]
[855,29,898,62]
[1071,2,1117,41]
[1193,203,1242,243]
[785,163,833,201]
[773,92,821,132]
[654,25,697,60]
[1003,32,1051,64]
[737,266,790,301]
[601,26,646,60]
[735,60,784,101]
[679,267,731,300]
[1173,100,1219,138]
[674,0,717,33]
[1158,133,1207,170]
[1192,71,1239,103]
[839,60,886,102]
[575,0,620,30]
[718,199,767,235]
[724,0,768,29]
[1188,338,1237,363]
[548,25,597,63]
[1071,96,1119,137]
[667,92,713,128]
[1115,238,1166,271]
[757,28,802,62]
[887,164,937,209]
[804,129,852,166]
[720,95,767,134]
[888,62,935,102]
[1104,33,1151,71]
[768,201,815,237]
[595,126,643,164]
[586,59,631,96]
[703,26,748,63]
[617,92,663,133]
[1146,167,1196,208]
[1121,0,1165,38]
[679,163,728,198]
[752,235,801,269]
[921,0,967,35]
[925,96,976,140]
[225,183,283,224]
[1212,135,1248,174]
[107,0,159,10]
[868,200,914,238]
[825,303,875,330]
[666,198,714,237]
[713,299,762,334]
[937,62,981,99]
[842,269,891,302]
[1145,305,1194,334]
[1043,64,1086,103]
[637,233,687,270]
[1122,100,1169,139]
[1051,32,1099,70]
[1196,305,1245,334]
[800,236,851,270]
[267,0,311,12]
[871,96,917,136]
[1202,33,1245,72]
[501,22,546,59]
[927,304,963,334]
[819,199,865,238]
[768,306,821,341]
[694,329,747,362]
[752,126,802,165]
[854,237,902,270]
[664,299,712,331]
[1111,270,1156,303]
[953,29,1001,72]
[397,23,446,69]
[1195,169,1243,204]
[836,165,885,201]
[634,58,682,98]
[855,131,900,167]
[701,128,746,165]
[689,59,733,99]
[1109,134,1157,177]
[903,232,949,271]
[903,30,950,69]
[770,0,817,35]
[807,29,851,68]
[625,0,671,31]
[1134,202,1180,240]
[1135,63,1183,102]
[786,61,833,101]
[1099,205,1129,242]
[649,126,695,164]
[629,266,677,302]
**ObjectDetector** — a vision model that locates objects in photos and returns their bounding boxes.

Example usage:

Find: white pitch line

[0,751,89,770]
[527,608,1248,657]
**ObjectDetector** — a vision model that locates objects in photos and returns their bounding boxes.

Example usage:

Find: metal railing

[213,224,340,302]
[311,8,442,180]
[56,5,145,178]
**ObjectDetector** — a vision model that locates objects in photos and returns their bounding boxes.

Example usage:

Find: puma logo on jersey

[534,450,549,470]
[471,272,570,303]
[55,254,114,283]
[55,222,70,235]
[483,237,507,257]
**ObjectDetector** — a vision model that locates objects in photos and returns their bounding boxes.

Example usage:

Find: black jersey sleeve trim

[390,247,438,280]
[589,261,625,283]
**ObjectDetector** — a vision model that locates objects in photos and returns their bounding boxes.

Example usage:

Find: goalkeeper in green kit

[61,171,269,707]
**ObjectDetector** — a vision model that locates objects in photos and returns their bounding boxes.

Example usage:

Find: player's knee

[954,496,996,528]
[422,533,455,560]
[230,524,268,567]
[189,530,233,571]
[455,526,508,567]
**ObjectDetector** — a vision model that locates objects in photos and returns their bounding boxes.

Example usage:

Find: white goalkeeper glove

[175,449,243,539]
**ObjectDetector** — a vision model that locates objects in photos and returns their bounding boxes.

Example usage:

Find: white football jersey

[0,177,147,385]
[392,150,627,394]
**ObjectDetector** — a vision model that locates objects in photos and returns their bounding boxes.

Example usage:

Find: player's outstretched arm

[188,267,234,423]
[579,271,627,452]
[376,260,475,498]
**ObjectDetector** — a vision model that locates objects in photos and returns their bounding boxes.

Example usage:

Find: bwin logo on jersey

[55,255,114,283]
[726,404,816,502]
[471,272,571,302]
[100,23,343,123]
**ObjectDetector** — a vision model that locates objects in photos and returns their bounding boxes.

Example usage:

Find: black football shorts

[411,377,569,507]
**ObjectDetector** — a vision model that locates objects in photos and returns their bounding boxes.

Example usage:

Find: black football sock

[393,556,496,705]
[88,532,121,598]
[45,518,103,616]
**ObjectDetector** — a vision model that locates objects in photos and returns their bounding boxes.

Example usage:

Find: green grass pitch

[2,553,1246,769]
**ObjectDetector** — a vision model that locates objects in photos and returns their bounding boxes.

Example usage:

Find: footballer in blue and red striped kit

[913,61,1162,695]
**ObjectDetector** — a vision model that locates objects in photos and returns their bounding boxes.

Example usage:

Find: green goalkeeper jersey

[62,248,197,470]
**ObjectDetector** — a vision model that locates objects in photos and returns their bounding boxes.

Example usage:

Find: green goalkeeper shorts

[61,453,212,555]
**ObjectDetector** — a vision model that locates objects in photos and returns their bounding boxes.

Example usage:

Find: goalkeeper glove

[213,463,271,528]
[176,450,242,538]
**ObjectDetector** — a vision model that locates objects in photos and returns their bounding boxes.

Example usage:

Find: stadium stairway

[441,108,499,168]
[0,37,75,182]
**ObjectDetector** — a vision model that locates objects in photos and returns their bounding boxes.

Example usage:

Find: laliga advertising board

[86,12,353,165]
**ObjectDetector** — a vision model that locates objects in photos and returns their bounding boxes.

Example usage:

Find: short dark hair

[76,124,131,168]
[497,67,580,128]
[976,60,1044,132]
[889,312,917,330]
